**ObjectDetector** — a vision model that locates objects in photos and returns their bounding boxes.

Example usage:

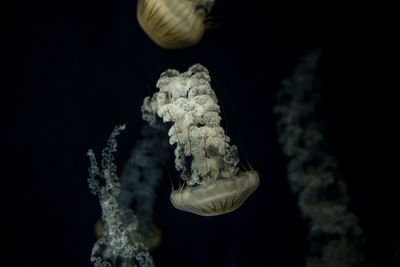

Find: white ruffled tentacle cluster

[142,64,239,185]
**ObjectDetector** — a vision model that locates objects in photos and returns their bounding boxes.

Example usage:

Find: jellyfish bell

[133,223,162,250]
[136,0,215,49]
[171,169,259,216]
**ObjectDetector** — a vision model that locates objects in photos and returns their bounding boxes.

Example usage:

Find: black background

[3,1,394,267]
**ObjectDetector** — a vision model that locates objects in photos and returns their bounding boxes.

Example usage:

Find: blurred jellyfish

[142,63,259,216]
[137,0,215,49]
[274,50,365,267]
[118,125,169,250]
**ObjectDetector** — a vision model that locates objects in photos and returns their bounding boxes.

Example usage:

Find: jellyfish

[137,0,215,49]
[142,64,259,216]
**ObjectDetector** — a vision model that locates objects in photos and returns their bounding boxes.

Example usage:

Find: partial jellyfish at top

[137,0,215,49]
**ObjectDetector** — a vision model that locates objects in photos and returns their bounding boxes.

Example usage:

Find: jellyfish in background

[137,0,215,49]
[118,125,169,250]
[142,64,259,216]
[274,50,365,266]
[87,125,155,267]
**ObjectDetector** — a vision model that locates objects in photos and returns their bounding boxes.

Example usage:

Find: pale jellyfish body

[170,170,259,216]
[142,64,259,216]
[137,0,214,49]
